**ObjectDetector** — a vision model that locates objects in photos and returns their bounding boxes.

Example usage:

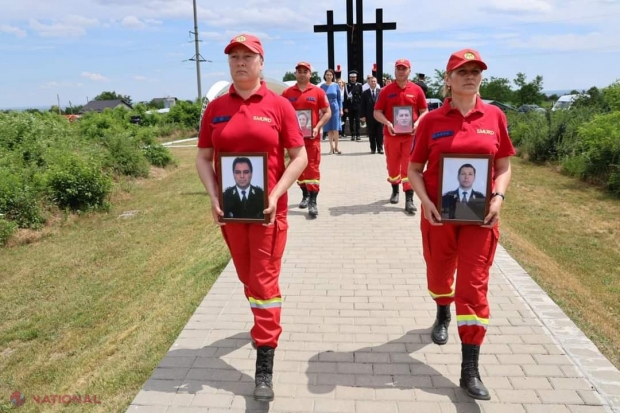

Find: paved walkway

[129,138,620,413]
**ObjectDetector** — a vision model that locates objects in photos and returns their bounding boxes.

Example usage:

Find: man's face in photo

[396,109,411,126]
[458,167,476,190]
[234,162,252,189]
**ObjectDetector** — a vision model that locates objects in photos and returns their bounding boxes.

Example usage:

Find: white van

[551,94,587,111]
[426,98,443,111]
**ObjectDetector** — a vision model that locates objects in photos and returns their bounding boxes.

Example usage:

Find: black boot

[254,346,275,402]
[431,304,451,345]
[460,344,491,400]
[299,187,309,209]
[308,192,318,217]
[405,190,417,214]
[389,184,399,204]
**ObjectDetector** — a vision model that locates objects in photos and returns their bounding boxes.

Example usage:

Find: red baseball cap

[446,49,487,72]
[224,34,264,56]
[296,61,312,71]
[395,59,411,69]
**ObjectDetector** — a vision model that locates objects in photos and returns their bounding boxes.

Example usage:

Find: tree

[282,71,295,82]
[513,73,545,106]
[425,69,446,99]
[93,91,132,105]
[479,77,513,102]
[602,79,620,111]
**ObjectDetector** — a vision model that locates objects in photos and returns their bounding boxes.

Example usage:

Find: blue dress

[320,83,342,132]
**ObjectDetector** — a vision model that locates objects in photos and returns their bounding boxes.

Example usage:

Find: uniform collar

[229,81,268,99]
[441,95,486,116]
[291,82,314,92]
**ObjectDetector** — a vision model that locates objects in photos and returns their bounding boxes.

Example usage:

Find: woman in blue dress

[320,69,343,154]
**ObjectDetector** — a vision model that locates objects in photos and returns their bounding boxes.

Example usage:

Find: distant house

[80,99,132,113]
[151,97,177,109]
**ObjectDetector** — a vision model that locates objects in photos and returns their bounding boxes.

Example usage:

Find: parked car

[426,98,443,111]
[551,94,589,111]
[517,104,546,114]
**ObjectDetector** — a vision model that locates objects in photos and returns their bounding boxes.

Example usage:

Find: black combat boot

[405,190,417,214]
[299,187,309,209]
[431,304,451,345]
[308,192,318,217]
[460,344,491,400]
[389,184,399,204]
[254,346,275,402]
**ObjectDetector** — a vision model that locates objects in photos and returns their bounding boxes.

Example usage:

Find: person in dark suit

[343,70,363,140]
[441,163,486,221]
[360,76,383,154]
[222,157,265,219]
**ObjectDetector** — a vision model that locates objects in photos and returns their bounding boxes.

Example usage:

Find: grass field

[0,149,618,412]
[0,148,228,412]
[500,157,620,369]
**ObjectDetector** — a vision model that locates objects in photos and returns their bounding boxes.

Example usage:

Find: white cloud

[504,32,620,51]
[122,16,146,29]
[81,72,108,81]
[29,19,87,37]
[0,24,27,37]
[133,75,148,81]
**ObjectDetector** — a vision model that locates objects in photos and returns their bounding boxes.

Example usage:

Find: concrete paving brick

[126,140,620,413]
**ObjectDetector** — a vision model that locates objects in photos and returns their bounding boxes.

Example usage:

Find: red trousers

[297,138,321,192]
[420,211,500,345]
[221,218,288,348]
[384,135,413,192]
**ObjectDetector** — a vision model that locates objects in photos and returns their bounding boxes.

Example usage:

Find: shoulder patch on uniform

[476,129,495,135]
[306,97,316,102]
[213,115,231,124]
[387,93,398,99]
[432,130,454,140]
[288,97,297,102]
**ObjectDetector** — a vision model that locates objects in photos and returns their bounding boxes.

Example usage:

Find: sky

[1,0,620,109]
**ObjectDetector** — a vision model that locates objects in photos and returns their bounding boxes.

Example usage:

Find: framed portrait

[217,153,269,224]
[437,154,493,225]
[393,105,413,134]
[296,109,313,138]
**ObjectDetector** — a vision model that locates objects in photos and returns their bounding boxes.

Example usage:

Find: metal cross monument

[314,0,396,85]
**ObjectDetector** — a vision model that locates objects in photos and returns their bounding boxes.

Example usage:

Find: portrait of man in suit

[441,163,487,221]
[222,157,265,220]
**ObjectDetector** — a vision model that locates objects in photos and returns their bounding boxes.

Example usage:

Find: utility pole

[190,0,204,101]
[57,94,61,115]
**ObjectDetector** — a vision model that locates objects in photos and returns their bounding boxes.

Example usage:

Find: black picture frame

[393,105,413,134]
[218,152,269,224]
[437,154,493,225]
[296,109,313,138]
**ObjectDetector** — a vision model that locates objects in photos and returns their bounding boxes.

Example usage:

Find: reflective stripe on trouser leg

[399,135,414,192]
[298,139,320,193]
[221,219,288,348]
[421,214,457,307]
[455,225,500,346]
[384,136,402,186]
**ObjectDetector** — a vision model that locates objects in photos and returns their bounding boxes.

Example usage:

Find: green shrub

[0,171,45,229]
[602,80,620,111]
[608,164,620,197]
[0,215,17,246]
[104,134,150,177]
[507,112,550,161]
[143,144,176,168]
[47,154,112,211]
[167,101,201,129]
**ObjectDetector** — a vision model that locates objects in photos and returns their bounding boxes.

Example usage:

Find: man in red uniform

[374,58,428,214]
[196,33,308,402]
[282,62,331,217]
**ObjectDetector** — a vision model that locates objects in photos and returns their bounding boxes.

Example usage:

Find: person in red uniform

[408,48,516,401]
[282,62,331,217]
[196,33,308,402]
[374,58,428,214]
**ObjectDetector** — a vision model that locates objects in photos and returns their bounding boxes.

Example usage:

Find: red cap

[296,61,312,71]
[395,59,411,69]
[224,34,264,56]
[446,49,487,72]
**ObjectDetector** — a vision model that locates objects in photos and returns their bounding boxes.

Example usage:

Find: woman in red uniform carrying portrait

[408,49,516,401]
[196,34,308,402]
